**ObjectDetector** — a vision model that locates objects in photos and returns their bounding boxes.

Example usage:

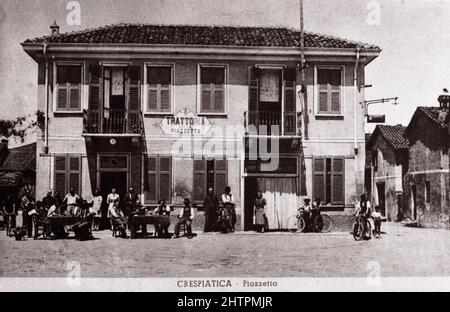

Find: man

[153,199,171,238]
[2,194,17,233]
[109,200,127,238]
[42,191,55,212]
[173,198,194,239]
[63,187,80,216]
[203,187,219,232]
[21,189,35,238]
[125,187,146,235]
[354,194,371,235]
[301,198,313,231]
[221,186,236,232]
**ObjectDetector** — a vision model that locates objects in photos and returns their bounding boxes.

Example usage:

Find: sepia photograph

[1,0,450,294]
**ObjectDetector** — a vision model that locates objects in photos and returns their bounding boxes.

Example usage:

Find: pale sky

[1,0,450,139]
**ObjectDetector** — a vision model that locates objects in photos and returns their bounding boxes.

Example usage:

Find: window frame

[144,63,175,115]
[53,61,85,113]
[197,63,228,116]
[314,65,345,117]
[312,156,345,206]
[53,155,82,196]
[144,155,173,205]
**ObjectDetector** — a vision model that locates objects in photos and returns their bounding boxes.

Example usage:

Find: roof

[405,106,450,136]
[368,125,409,150]
[0,143,36,172]
[23,23,380,50]
[0,141,8,165]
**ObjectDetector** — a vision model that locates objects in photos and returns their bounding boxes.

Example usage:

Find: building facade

[22,23,380,230]
[403,104,450,228]
[367,125,409,222]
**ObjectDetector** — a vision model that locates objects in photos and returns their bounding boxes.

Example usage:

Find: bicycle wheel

[287,215,305,233]
[352,222,364,241]
[315,214,333,233]
[364,220,372,240]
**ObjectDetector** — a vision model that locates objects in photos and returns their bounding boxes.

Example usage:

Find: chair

[32,215,51,240]
[110,218,124,237]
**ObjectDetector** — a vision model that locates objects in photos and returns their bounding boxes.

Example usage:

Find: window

[199,65,226,114]
[56,64,82,111]
[145,155,172,204]
[372,150,378,172]
[313,157,345,205]
[54,156,81,196]
[425,181,431,204]
[146,65,172,113]
[316,67,343,115]
[193,159,227,204]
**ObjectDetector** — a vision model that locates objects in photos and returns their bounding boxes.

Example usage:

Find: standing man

[63,187,80,216]
[203,187,219,232]
[2,194,17,234]
[124,187,145,235]
[173,198,195,239]
[42,191,55,213]
[21,189,35,238]
[222,186,236,232]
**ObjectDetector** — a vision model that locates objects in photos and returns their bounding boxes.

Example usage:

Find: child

[372,206,382,238]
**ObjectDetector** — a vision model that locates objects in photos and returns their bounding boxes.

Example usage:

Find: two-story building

[22,23,380,231]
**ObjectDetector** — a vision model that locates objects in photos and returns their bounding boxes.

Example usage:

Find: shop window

[145,155,172,204]
[54,156,81,196]
[147,65,173,113]
[313,157,345,205]
[199,65,226,114]
[316,67,343,115]
[56,64,82,111]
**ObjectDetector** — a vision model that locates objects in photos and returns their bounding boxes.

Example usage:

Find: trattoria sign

[160,110,211,135]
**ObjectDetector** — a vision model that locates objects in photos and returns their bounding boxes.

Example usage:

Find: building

[367,125,409,222]
[22,23,380,230]
[0,142,37,199]
[403,99,450,228]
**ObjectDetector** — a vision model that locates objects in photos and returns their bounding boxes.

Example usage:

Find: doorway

[103,67,127,133]
[411,185,417,220]
[244,177,258,231]
[376,182,386,217]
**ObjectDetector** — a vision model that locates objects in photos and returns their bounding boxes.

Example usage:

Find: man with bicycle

[2,194,17,235]
[354,194,371,235]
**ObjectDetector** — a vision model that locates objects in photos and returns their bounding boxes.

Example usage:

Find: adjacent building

[22,23,381,230]
[367,125,409,221]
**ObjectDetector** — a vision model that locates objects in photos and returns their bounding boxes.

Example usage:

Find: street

[1,222,450,278]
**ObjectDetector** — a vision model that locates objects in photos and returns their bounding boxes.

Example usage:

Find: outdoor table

[128,214,170,239]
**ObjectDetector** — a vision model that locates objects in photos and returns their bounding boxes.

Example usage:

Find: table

[128,215,170,239]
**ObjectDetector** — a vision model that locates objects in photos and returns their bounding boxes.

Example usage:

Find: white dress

[90,195,103,217]
[107,193,120,217]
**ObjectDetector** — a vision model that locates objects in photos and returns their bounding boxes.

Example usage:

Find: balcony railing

[83,109,144,135]
[244,111,299,136]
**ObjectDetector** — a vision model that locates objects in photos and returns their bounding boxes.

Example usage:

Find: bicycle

[352,215,372,241]
[288,209,333,233]
[3,212,15,237]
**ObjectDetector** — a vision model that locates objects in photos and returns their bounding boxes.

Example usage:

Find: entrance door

[244,177,258,231]
[376,182,386,217]
[103,67,126,133]
[100,172,128,201]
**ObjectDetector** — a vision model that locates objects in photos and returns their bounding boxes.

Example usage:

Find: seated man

[354,194,371,235]
[299,198,312,231]
[108,200,127,238]
[153,199,171,238]
[173,198,194,239]
[72,213,95,241]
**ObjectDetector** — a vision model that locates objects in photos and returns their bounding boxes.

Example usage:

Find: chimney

[50,20,60,35]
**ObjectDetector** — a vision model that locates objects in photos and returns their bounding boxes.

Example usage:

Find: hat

[183,198,191,203]
[303,198,311,202]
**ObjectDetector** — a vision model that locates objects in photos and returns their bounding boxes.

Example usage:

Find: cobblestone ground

[1,222,450,278]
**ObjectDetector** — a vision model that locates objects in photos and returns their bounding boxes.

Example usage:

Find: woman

[106,188,120,218]
[90,189,103,231]
[253,191,267,233]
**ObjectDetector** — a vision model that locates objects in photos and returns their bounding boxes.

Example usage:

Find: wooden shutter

[201,84,212,112]
[57,85,68,110]
[330,84,341,114]
[68,157,81,193]
[248,67,259,119]
[54,156,67,196]
[214,159,227,201]
[128,65,141,111]
[158,156,172,202]
[331,158,345,205]
[284,68,297,135]
[213,84,224,113]
[193,159,207,204]
[313,158,326,202]
[88,64,102,110]
[318,83,329,113]
[69,85,81,109]
[145,156,157,203]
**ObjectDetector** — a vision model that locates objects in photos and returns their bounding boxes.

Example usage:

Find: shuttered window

[147,66,171,112]
[200,66,226,114]
[128,65,141,111]
[56,65,82,111]
[193,159,228,204]
[144,155,172,204]
[54,155,81,197]
[317,67,342,115]
[313,157,345,205]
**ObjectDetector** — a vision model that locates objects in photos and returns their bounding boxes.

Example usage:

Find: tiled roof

[0,143,36,172]
[368,125,409,150]
[23,23,380,50]
[416,106,449,129]
[0,171,22,187]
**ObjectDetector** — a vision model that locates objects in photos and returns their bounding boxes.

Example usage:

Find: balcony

[244,111,300,137]
[83,109,144,136]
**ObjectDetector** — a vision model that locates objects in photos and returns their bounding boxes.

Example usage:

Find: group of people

[354,194,383,238]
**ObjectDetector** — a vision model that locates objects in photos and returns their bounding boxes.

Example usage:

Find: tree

[0,111,45,143]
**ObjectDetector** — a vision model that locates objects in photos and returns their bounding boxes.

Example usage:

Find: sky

[1,0,450,142]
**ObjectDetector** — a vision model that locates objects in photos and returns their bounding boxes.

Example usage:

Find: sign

[160,109,211,136]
